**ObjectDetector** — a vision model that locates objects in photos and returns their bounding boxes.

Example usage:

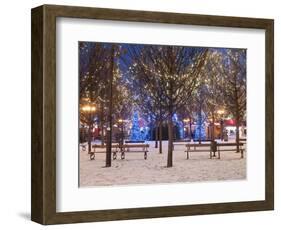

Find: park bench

[119,144,149,160]
[216,143,245,159]
[80,143,87,151]
[192,139,212,142]
[185,143,214,159]
[89,144,119,160]
[239,138,247,144]
[125,140,145,143]
[173,139,191,150]
[185,142,245,160]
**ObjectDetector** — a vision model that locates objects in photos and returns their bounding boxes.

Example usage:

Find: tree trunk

[101,124,104,146]
[198,109,202,144]
[150,122,153,141]
[105,127,112,167]
[87,124,92,154]
[220,119,224,141]
[189,116,192,140]
[105,45,114,167]
[159,119,163,154]
[155,123,158,148]
[211,112,215,142]
[236,112,240,153]
[121,123,124,145]
[234,84,240,152]
[167,114,173,167]
[100,101,105,146]
[211,112,216,157]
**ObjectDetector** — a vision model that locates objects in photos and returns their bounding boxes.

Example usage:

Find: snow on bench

[185,142,245,159]
[119,144,149,160]
[89,144,119,160]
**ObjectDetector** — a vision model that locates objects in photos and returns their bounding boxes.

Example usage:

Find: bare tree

[133,82,165,152]
[79,42,113,154]
[199,49,225,142]
[123,46,166,153]
[213,49,246,151]
[79,43,130,167]
[126,45,208,167]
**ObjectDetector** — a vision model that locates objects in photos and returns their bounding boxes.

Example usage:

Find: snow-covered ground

[79,140,246,187]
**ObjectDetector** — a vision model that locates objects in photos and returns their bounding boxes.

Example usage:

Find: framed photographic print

[31,4,274,225]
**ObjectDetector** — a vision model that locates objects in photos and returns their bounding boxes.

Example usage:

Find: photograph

[30,3,274,224]
[78,42,247,187]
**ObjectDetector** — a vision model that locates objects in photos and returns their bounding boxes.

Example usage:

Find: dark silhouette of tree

[126,45,208,167]
[79,42,113,154]
[199,49,225,142]
[214,49,246,151]
[79,43,132,167]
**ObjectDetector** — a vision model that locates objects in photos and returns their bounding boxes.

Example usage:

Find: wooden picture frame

[31,4,274,225]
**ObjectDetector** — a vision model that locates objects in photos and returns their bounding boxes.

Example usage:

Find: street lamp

[217,109,225,116]
[183,118,192,140]
[81,105,96,112]
[81,104,96,153]
[117,119,125,145]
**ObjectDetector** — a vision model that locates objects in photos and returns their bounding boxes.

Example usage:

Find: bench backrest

[217,143,244,147]
[173,139,191,143]
[186,143,211,147]
[121,144,149,148]
[92,144,119,148]
[125,140,145,143]
[192,139,212,142]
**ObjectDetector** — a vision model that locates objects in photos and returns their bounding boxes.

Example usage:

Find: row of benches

[185,142,245,159]
[84,141,245,160]
[89,144,149,160]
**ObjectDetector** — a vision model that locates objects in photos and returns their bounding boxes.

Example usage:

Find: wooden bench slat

[91,145,119,148]
[88,144,120,160]
[120,144,149,148]
[217,143,244,147]
[89,143,150,160]
[217,143,245,159]
[185,142,245,160]
[186,143,212,146]
[125,140,145,143]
